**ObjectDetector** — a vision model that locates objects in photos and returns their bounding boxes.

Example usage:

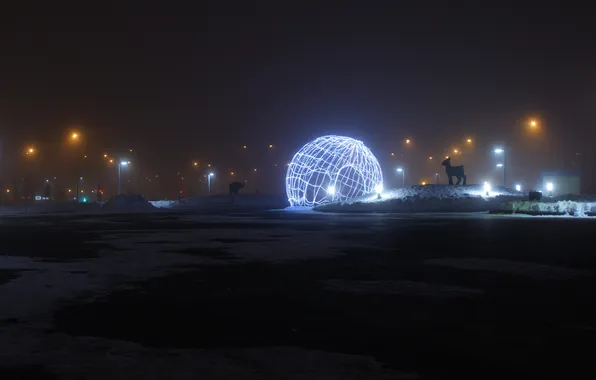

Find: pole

[503,151,507,187]
[436,172,439,184]
[402,171,405,187]
[117,164,121,195]
[208,175,211,196]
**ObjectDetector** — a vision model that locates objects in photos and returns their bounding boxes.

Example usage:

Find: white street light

[208,172,215,196]
[118,161,130,195]
[515,184,522,192]
[396,167,405,187]
[494,148,507,186]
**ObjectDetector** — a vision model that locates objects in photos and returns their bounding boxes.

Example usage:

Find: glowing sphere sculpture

[286,135,383,206]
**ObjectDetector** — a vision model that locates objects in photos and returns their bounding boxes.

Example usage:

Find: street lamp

[117,161,130,195]
[207,173,214,196]
[546,182,554,196]
[396,167,405,187]
[494,148,507,187]
[435,172,440,184]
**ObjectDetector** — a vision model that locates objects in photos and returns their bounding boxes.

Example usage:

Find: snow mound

[504,200,596,216]
[173,194,289,210]
[314,184,524,213]
[102,194,157,213]
[149,200,178,208]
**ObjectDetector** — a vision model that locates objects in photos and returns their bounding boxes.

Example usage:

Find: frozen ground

[1,211,596,378]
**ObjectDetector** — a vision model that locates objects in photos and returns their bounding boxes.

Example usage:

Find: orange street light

[429,156,433,160]
[70,132,81,142]
[466,138,472,143]
[192,161,199,167]
[453,149,459,154]
[405,139,411,144]
[26,146,36,155]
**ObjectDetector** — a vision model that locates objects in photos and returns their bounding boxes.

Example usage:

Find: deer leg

[448,175,454,185]
[462,175,467,186]
[456,176,462,185]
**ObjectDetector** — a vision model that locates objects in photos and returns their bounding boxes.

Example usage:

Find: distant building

[540,171,581,196]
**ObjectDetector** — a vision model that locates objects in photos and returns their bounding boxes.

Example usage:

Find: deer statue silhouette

[441,157,467,185]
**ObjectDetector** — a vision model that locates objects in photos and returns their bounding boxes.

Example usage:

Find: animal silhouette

[229,181,245,195]
[441,157,467,185]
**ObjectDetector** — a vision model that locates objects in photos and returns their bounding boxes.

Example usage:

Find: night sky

[1,3,595,197]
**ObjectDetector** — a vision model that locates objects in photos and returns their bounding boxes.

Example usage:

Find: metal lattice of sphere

[286,135,383,207]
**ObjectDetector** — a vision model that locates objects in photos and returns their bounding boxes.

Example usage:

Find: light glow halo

[286,135,383,206]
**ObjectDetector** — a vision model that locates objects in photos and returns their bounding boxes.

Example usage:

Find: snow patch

[503,200,596,216]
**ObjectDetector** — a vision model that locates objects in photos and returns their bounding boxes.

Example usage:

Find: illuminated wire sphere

[286,135,383,207]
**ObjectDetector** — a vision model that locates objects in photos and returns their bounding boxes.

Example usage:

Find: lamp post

[435,172,439,184]
[494,148,507,187]
[396,168,405,187]
[118,161,130,195]
[207,173,214,196]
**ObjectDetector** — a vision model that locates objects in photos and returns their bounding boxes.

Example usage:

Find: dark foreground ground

[1,211,595,379]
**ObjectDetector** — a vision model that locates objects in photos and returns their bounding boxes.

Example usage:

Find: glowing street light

[268,144,274,148]
[192,161,199,167]
[546,182,554,196]
[429,156,433,160]
[467,138,473,143]
[117,161,130,195]
[405,139,411,145]
[453,149,459,154]
[515,184,522,192]
[207,173,214,196]
[396,167,405,187]
[494,148,507,186]
[25,146,36,156]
